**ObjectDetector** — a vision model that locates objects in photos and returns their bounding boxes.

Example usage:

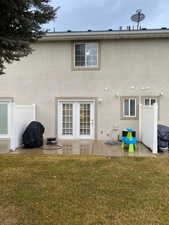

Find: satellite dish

[131,9,146,30]
[136,9,142,14]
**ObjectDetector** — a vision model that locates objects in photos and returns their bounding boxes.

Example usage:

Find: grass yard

[0,155,169,225]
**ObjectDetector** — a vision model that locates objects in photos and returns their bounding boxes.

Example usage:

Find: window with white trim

[74,42,98,68]
[123,98,136,117]
[144,98,157,106]
[0,102,8,135]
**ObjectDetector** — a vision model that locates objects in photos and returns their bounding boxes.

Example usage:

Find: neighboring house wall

[1,37,169,140]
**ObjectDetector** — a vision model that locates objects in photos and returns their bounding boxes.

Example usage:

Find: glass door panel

[62,104,73,136]
[0,103,8,135]
[80,104,91,135]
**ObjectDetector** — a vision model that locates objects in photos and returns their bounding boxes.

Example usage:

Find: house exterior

[0,29,169,141]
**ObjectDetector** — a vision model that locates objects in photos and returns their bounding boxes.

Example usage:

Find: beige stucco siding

[1,38,169,140]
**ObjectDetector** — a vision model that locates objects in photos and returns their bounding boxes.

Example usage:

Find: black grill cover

[23,121,45,148]
[158,124,169,148]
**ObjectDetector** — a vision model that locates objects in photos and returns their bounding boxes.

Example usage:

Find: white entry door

[58,100,95,140]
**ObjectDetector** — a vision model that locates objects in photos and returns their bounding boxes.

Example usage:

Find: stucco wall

[1,38,169,140]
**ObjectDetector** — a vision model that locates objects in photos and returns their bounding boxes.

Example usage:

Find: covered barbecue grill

[23,121,45,148]
[158,124,169,151]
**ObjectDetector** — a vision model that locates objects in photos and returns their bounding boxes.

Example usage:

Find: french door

[58,100,95,139]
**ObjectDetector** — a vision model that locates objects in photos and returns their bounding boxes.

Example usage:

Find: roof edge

[39,29,169,42]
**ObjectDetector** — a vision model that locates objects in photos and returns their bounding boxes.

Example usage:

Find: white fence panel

[10,104,36,151]
[139,103,158,154]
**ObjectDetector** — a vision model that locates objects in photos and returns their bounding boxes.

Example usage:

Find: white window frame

[144,98,157,106]
[74,42,99,68]
[0,101,11,139]
[123,98,136,118]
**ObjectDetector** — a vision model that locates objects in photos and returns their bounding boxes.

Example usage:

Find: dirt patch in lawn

[0,205,26,225]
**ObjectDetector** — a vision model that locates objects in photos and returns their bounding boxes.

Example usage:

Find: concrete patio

[0,140,10,154]
[1,139,169,157]
[9,140,155,157]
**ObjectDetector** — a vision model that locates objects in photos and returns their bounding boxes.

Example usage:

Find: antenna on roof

[131,9,146,30]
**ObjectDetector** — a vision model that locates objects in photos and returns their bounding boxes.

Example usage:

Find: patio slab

[12,140,155,157]
[0,140,10,154]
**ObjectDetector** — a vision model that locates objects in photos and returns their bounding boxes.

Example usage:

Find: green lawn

[0,155,169,225]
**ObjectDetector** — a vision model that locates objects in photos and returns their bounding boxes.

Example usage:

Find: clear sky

[46,0,169,31]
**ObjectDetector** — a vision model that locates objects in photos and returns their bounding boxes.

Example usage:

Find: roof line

[40,28,169,42]
[47,28,169,34]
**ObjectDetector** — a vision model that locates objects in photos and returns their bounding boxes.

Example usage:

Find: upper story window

[74,42,99,69]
